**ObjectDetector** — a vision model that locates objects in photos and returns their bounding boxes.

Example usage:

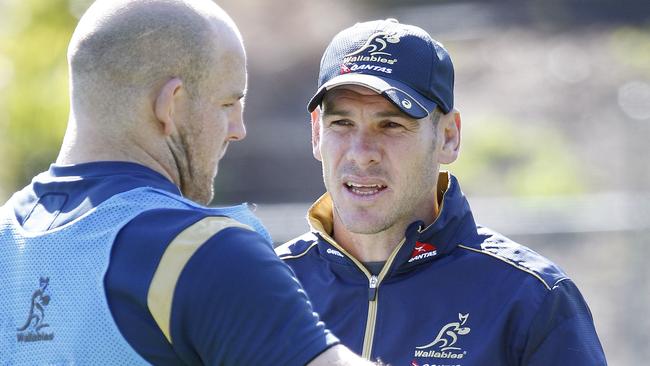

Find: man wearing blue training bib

[0,1,374,365]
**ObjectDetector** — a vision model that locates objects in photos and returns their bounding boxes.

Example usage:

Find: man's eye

[330,119,352,127]
[222,103,235,108]
[384,121,404,129]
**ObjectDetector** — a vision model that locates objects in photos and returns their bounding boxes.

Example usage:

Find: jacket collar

[307,172,479,277]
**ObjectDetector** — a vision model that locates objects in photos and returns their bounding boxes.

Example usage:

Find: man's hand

[308,344,379,366]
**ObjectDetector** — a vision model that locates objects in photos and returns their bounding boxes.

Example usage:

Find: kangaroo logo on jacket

[16,277,54,343]
[412,313,471,363]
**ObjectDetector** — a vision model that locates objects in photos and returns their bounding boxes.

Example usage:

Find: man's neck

[332,200,440,263]
[56,122,180,188]
[58,150,177,186]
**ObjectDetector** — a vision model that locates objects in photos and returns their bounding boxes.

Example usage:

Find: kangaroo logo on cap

[345,31,400,58]
[342,32,400,67]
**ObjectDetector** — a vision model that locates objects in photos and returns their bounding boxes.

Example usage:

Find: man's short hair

[68,0,230,106]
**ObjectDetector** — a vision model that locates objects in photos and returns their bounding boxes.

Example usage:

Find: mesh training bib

[0,187,271,365]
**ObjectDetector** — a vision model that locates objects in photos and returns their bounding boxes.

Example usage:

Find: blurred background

[1,0,649,363]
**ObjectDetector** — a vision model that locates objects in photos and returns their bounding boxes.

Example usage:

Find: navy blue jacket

[276,173,606,366]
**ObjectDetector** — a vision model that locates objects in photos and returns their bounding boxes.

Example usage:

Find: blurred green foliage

[0,0,593,201]
[610,26,650,77]
[0,0,75,199]
[452,117,585,196]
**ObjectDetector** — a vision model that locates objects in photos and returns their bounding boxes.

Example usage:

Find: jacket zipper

[361,274,379,358]
[359,238,406,359]
[358,203,451,359]
[368,275,379,300]
[317,233,407,360]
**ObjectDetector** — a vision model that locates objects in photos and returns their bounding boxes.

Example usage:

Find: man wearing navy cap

[276,19,607,365]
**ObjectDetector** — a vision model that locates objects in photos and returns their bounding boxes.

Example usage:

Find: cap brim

[307,73,440,119]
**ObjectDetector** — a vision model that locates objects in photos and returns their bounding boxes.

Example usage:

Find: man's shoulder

[121,204,265,257]
[275,231,321,260]
[116,186,261,236]
[110,204,268,306]
[457,226,569,292]
[110,205,266,296]
[109,208,332,365]
[130,204,246,229]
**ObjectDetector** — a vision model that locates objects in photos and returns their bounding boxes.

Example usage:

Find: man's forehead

[207,46,247,94]
[322,85,404,116]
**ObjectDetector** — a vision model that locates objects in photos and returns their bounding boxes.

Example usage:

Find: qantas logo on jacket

[408,242,437,263]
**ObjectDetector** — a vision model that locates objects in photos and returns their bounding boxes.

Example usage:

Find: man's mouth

[344,182,388,196]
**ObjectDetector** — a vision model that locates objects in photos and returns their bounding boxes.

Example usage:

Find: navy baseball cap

[308,18,454,119]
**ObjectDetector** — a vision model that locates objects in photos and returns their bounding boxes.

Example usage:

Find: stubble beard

[170,122,216,206]
[327,163,395,235]
[184,174,214,205]
[181,142,215,206]
[329,156,439,237]
[334,194,413,236]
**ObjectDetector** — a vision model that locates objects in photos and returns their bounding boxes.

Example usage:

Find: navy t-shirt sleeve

[106,209,338,365]
[169,227,338,365]
[522,280,607,365]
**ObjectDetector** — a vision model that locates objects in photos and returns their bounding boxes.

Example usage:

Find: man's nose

[228,112,246,141]
[347,128,381,167]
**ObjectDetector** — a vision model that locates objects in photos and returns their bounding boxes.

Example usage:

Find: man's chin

[339,213,389,235]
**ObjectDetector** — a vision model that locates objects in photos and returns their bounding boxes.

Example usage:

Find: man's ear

[154,77,183,136]
[311,108,323,161]
[438,109,461,164]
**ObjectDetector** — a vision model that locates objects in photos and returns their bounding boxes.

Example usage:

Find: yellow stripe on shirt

[147,216,253,344]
